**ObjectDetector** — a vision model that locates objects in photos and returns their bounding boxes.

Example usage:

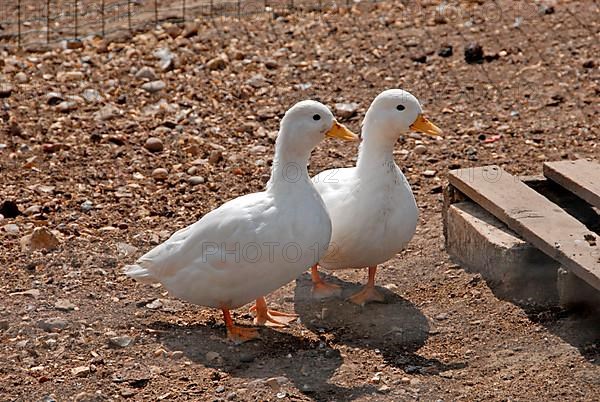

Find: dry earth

[1,1,599,401]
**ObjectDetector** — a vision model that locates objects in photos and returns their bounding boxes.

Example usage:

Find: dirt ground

[1,1,599,401]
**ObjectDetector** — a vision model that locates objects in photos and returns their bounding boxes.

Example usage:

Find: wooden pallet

[446,159,600,294]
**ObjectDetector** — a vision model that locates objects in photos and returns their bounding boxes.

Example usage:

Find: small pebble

[464,43,484,64]
[189,176,205,186]
[144,137,164,152]
[413,144,427,155]
[54,299,77,311]
[142,80,166,93]
[152,168,169,181]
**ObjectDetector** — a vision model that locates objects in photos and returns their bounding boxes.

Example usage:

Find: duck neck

[357,120,398,172]
[267,141,311,191]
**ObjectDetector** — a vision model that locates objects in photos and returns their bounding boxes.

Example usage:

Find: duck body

[125,100,358,341]
[309,89,442,305]
[313,161,418,271]
[126,178,331,310]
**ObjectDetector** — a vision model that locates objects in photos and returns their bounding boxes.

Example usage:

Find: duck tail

[123,263,158,284]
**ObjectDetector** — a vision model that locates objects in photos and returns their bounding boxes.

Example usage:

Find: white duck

[125,100,357,342]
[310,89,442,305]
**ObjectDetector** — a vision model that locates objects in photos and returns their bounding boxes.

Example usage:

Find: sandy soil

[1,1,599,401]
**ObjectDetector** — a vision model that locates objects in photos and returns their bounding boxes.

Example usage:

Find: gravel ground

[1,1,599,401]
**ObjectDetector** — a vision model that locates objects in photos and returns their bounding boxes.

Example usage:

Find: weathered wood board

[448,166,600,291]
[543,160,600,209]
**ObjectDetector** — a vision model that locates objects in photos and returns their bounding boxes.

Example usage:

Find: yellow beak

[410,114,443,137]
[326,120,359,142]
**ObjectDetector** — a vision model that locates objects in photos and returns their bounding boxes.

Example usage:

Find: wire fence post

[127,0,132,33]
[47,0,51,44]
[209,0,213,17]
[17,0,21,49]
[237,0,241,19]
[101,0,105,37]
[154,0,158,27]
[74,0,78,40]
[182,0,186,23]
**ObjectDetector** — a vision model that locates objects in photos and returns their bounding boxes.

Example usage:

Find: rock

[206,57,227,70]
[413,144,427,154]
[54,299,77,311]
[464,43,484,64]
[93,105,120,121]
[15,72,28,83]
[170,351,184,359]
[38,318,68,332]
[423,170,437,177]
[57,101,78,113]
[146,298,164,309]
[264,59,279,69]
[142,80,166,93]
[135,66,158,81]
[23,205,42,216]
[335,102,359,119]
[539,4,555,14]
[371,372,383,384]
[42,143,62,153]
[246,74,268,88]
[182,22,199,38]
[249,145,267,154]
[10,288,40,298]
[3,224,20,235]
[215,385,225,393]
[20,227,60,251]
[378,385,391,393]
[0,83,13,98]
[583,60,595,69]
[435,312,449,320]
[74,392,106,402]
[116,242,138,256]
[0,320,9,330]
[71,366,91,377]
[154,47,177,71]
[66,40,84,49]
[208,150,223,164]
[57,71,84,82]
[46,92,64,105]
[164,25,182,38]
[205,351,221,361]
[188,176,205,186]
[81,200,93,212]
[0,200,20,218]
[152,168,169,181]
[438,44,453,58]
[82,88,103,103]
[108,336,134,348]
[144,137,164,152]
[410,54,427,63]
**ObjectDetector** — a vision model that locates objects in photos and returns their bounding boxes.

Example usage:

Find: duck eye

[396,105,405,111]
[313,114,321,121]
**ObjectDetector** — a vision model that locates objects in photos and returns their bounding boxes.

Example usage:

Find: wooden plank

[448,165,600,291]
[543,159,600,209]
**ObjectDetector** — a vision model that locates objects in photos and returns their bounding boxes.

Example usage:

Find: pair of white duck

[125,89,442,343]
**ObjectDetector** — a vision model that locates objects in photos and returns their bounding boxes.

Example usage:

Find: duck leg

[249,296,298,327]
[221,308,259,343]
[348,266,385,306]
[311,264,342,299]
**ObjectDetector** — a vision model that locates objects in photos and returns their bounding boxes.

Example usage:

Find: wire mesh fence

[0,0,366,50]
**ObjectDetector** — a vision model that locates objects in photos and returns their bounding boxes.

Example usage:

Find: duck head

[276,100,358,160]
[362,89,442,142]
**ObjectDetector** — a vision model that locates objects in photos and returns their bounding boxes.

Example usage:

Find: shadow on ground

[293,272,466,374]
[155,318,375,401]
